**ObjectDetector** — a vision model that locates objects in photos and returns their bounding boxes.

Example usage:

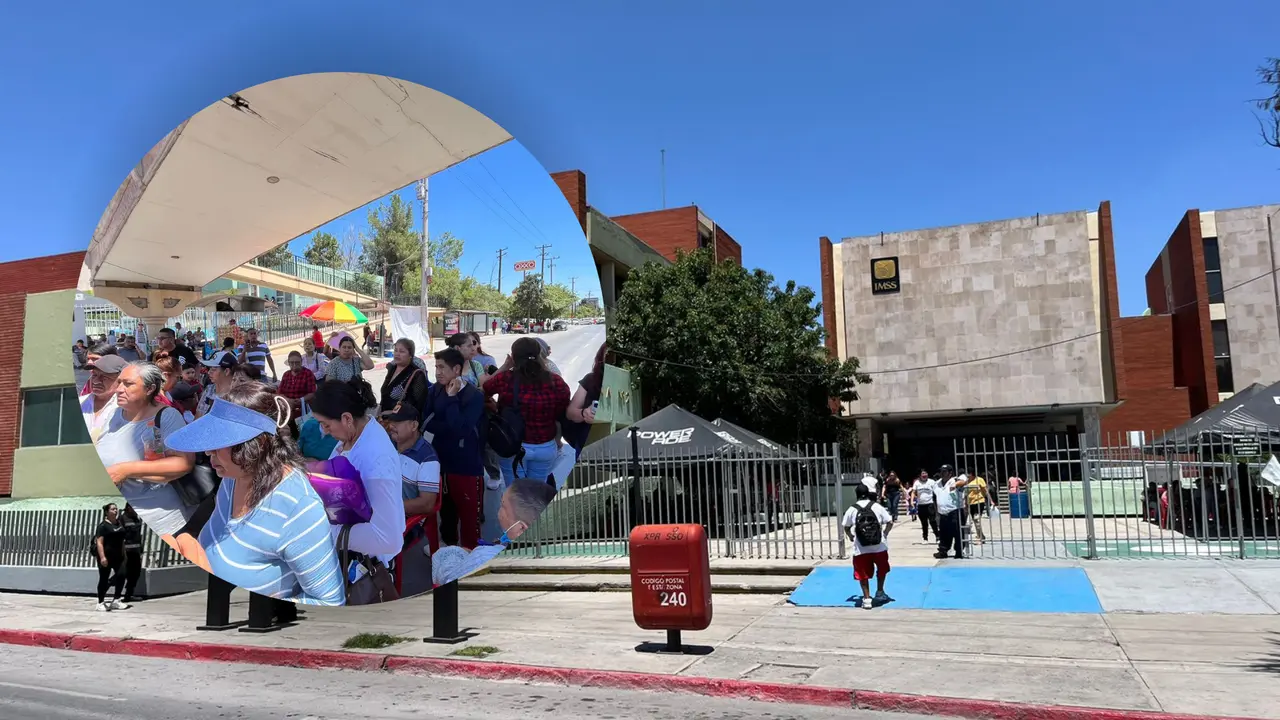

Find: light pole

[417,178,431,352]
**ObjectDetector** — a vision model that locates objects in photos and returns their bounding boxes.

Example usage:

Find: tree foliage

[303,231,344,269]
[1257,57,1280,150]
[510,274,550,321]
[543,283,578,317]
[610,248,870,450]
[254,244,294,268]
[359,195,421,294]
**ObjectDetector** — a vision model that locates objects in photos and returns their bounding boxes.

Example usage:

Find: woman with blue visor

[165,382,345,606]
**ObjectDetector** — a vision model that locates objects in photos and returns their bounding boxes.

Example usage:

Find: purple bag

[307,455,372,525]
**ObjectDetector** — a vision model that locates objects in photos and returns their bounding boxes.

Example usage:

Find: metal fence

[944,429,1280,560]
[0,509,191,569]
[504,443,849,560]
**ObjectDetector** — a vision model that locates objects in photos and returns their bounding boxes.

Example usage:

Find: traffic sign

[514,260,536,272]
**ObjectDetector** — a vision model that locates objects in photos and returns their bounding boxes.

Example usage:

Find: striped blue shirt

[199,466,345,606]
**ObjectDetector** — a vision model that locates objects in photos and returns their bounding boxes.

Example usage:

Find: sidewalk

[2,572,1279,719]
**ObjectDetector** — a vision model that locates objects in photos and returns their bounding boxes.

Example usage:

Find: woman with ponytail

[165,381,345,606]
[485,337,571,487]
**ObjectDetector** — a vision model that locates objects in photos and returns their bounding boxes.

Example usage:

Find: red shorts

[852,551,890,581]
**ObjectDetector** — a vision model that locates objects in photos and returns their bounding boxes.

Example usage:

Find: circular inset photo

[79,72,604,607]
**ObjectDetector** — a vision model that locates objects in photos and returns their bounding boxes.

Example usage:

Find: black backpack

[487,375,525,460]
[853,501,883,546]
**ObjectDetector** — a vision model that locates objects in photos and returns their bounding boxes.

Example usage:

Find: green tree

[349,272,381,298]
[303,231,344,269]
[254,244,294,268]
[543,283,577,317]
[611,248,869,450]
[360,195,421,295]
[510,274,550,321]
[1257,57,1280,150]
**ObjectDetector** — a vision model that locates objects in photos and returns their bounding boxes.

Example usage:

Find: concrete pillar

[600,261,617,322]
[855,417,879,463]
[1081,406,1102,449]
[92,286,203,355]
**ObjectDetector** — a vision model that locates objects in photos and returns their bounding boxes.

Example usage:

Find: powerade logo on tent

[637,428,695,445]
[713,431,743,444]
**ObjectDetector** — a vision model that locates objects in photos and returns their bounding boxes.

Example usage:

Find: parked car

[552,320,568,331]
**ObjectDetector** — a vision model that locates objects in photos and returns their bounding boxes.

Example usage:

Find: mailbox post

[629,523,714,656]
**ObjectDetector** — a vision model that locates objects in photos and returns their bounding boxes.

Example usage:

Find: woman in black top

[379,338,429,414]
[92,503,127,611]
[120,504,145,603]
[879,471,903,522]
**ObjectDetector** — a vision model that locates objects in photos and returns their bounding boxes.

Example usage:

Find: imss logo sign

[870,257,900,295]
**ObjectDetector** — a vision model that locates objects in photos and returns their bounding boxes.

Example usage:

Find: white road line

[0,681,125,702]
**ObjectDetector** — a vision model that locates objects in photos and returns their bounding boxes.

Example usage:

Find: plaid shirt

[277,368,317,400]
[484,370,571,444]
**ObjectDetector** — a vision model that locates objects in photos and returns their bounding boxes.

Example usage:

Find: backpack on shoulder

[853,501,883,547]
[486,375,526,464]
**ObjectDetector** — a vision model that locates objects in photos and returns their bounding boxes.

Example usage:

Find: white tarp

[390,305,431,355]
[1263,455,1280,489]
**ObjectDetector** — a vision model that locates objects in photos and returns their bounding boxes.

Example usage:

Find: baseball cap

[166,397,278,453]
[169,382,199,403]
[380,403,420,423]
[201,350,238,370]
[87,355,129,375]
[534,337,550,356]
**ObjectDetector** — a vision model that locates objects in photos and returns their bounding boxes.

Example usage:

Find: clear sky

[289,141,601,300]
[0,1,1277,316]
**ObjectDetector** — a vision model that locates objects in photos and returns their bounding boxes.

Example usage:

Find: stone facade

[835,210,1107,415]
[1214,204,1280,390]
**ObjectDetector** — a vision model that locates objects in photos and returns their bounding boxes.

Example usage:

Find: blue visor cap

[166,398,278,453]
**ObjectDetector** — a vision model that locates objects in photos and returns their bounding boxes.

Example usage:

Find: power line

[609,262,1280,380]
[475,158,554,245]
[456,165,548,245]
[450,171,541,249]
[535,244,553,287]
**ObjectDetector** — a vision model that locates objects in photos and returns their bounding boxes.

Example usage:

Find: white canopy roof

[87,72,512,290]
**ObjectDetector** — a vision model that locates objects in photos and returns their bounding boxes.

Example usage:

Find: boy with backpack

[841,477,895,609]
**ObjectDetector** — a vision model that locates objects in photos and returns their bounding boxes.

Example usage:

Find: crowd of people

[81,323,607,608]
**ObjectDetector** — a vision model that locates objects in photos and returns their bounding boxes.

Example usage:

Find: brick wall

[713,226,742,265]
[612,207,700,263]
[1100,314,1191,438]
[819,236,836,356]
[1163,211,1217,414]
[1097,201,1125,401]
[549,170,588,234]
[0,251,86,496]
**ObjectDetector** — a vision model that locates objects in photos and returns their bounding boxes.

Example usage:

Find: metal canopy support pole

[1078,433,1098,560]
[196,571,242,632]
[423,580,476,644]
[240,592,288,634]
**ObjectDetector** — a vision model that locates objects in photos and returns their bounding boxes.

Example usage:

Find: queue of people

[84,324,603,608]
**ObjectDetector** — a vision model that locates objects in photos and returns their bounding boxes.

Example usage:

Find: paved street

[0,644,921,720]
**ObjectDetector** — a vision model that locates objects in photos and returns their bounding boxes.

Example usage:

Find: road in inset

[0,644,930,720]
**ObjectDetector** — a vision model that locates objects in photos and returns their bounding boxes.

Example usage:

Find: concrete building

[820,201,1280,467]
[820,203,1120,466]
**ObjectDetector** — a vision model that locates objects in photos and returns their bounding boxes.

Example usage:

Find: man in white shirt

[842,478,894,609]
[933,465,972,560]
[909,469,939,542]
[80,355,126,445]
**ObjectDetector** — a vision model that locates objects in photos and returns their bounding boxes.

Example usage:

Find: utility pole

[496,247,507,294]
[569,276,577,319]
[535,244,553,288]
[416,179,430,350]
[547,256,560,285]
[660,148,666,209]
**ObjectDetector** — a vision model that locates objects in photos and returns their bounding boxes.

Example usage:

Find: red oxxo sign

[513,260,536,272]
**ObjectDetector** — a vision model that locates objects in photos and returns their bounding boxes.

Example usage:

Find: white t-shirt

[936,478,962,515]
[912,478,936,505]
[841,499,893,556]
[329,419,407,564]
[80,392,118,446]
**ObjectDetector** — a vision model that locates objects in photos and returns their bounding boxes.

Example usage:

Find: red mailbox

[629,523,713,632]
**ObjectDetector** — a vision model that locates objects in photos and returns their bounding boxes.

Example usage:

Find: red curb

[0,629,1261,720]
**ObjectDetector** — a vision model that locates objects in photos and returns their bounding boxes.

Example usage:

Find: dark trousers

[937,510,963,557]
[917,502,939,540]
[124,548,143,600]
[443,474,483,550]
[97,557,125,603]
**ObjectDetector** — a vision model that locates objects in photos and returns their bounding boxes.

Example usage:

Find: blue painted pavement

[788,565,1103,614]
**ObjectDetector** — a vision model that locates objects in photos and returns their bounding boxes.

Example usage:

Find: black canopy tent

[711,417,798,459]
[1154,383,1270,449]
[579,404,779,464]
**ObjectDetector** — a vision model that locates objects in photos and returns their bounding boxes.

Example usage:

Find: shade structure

[300,300,368,324]
[712,417,797,458]
[579,404,779,464]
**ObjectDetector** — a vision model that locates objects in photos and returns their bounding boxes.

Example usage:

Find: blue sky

[289,141,601,299]
[0,1,1277,316]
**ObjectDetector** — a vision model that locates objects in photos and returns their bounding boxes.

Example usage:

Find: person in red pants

[424,347,486,550]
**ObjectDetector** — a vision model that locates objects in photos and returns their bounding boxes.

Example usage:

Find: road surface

[0,645,927,720]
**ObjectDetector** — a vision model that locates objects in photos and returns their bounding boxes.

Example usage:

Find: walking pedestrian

[879,471,903,523]
[91,503,127,611]
[909,469,939,542]
[966,469,994,545]
[120,504,144,603]
[842,479,894,609]
[933,465,971,560]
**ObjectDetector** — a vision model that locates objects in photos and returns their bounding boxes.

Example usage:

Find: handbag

[337,525,400,605]
[153,407,220,507]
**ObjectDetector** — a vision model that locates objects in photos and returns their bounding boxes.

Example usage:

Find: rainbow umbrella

[299,300,368,324]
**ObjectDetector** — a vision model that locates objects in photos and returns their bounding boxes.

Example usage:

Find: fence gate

[505,443,848,561]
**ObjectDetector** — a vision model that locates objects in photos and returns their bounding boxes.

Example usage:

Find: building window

[1203,237,1224,303]
[1211,319,1235,394]
[20,386,92,448]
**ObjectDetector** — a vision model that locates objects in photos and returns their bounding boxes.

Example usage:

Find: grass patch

[341,632,412,650]
[451,645,501,658]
